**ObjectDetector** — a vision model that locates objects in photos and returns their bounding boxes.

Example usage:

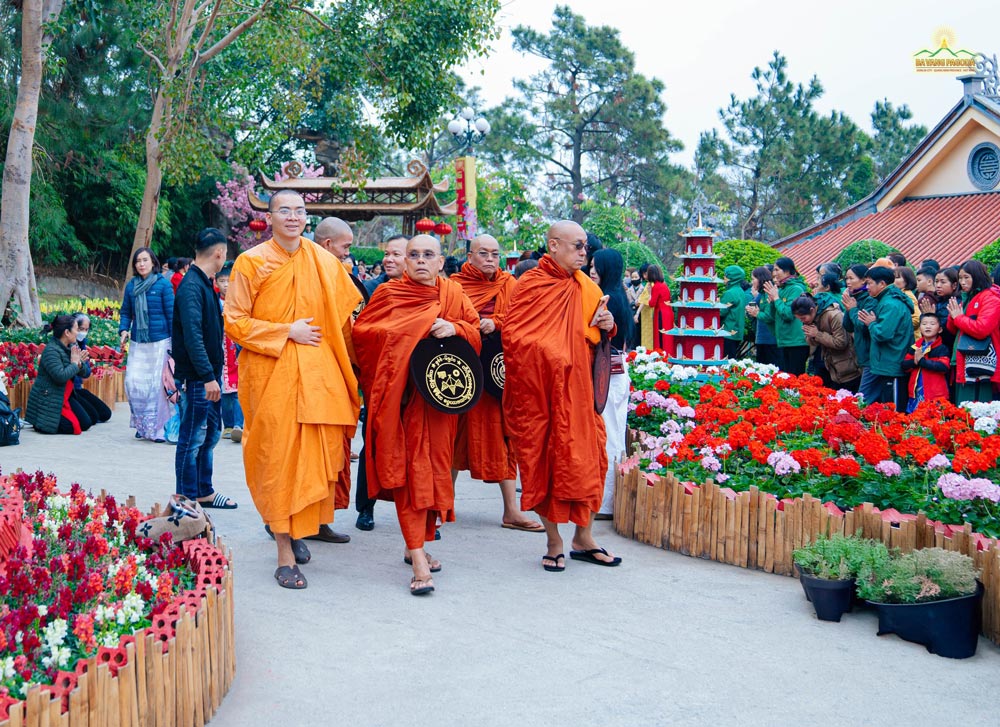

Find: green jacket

[720,281,748,341]
[26,337,87,434]
[842,288,877,367]
[757,275,808,347]
[867,285,914,377]
[814,290,843,314]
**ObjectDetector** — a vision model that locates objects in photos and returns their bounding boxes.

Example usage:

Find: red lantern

[433,222,453,237]
[248,219,267,232]
[415,217,436,233]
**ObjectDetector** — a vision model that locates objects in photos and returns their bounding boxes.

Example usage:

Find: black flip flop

[274,565,307,589]
[199,493,238,510]
[403,554,442,573]
[569,548,621,567]
[542,554,565,572]
[264,525,311,565]
[410,576,435,596]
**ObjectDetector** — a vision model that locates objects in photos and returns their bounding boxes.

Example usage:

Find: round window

[968,142,1000,190]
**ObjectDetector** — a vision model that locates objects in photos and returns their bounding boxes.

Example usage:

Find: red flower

[634,402,652,417]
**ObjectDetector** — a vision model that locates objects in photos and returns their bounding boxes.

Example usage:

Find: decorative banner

[455,156,478,240]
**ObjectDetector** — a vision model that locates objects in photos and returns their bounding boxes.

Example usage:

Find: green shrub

[972,236,1000,272]
[793,533,890,580]
[713,239,780,278]
[610,241,660,270]
[351,247,386,266]
[833,239,900,270]
[856,547,979,603]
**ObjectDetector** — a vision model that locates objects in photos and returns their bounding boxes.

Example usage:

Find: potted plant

[793,533,888,622]
[857,547,983,659]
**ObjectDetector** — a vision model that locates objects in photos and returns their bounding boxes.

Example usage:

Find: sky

[458,0,997,166]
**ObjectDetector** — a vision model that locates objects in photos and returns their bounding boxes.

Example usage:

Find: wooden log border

[5,370,125,415]
[0,499,236,727]
[613,460,1000,647]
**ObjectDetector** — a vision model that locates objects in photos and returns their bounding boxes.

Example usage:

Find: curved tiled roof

[776,192,1000,280]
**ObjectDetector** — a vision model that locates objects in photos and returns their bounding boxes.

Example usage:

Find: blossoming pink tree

[212,163,324,251]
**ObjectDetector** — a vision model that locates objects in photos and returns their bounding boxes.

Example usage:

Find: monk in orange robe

[224,191,361,590]
[450,233,542,532]
[503,220,622,571]
[313,215,367,543]
[353,235,481,595]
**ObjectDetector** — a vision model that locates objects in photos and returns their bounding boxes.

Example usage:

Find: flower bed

[625,350,1000,538]
[1,343,126,412]
[0,472,234,724]
[616,349,1000,646]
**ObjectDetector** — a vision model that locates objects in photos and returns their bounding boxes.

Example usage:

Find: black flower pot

[867,582,984,659]
[795,564,855,622]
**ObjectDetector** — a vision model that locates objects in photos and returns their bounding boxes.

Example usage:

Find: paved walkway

[3,404,998,726]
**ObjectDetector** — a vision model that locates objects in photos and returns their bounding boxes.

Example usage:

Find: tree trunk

[128,88,168,281]
[0,0,63,327]
[571,127,584,224]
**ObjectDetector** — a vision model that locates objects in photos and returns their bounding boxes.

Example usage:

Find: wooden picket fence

[613,465,1000,646]
[5,371,126,414]
[0,537,236,727]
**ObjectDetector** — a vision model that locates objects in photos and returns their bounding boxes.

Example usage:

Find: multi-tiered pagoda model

[666,223,733,365]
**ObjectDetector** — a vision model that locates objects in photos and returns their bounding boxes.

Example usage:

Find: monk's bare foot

[274,532,296,569]
[501,517,545,532]
[571,537,619,564]
[403,550,441,572]
[410,573,434,595]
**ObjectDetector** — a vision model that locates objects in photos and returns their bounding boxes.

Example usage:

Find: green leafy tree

[697,52,873,242]
[474,169,546,253]
[579,192,662,269]
[869,100,928,181]
[833,239,900,270]
[489,6,685,233]
[972,236,1000,272]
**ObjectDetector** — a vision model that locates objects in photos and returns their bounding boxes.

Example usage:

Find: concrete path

[3,404,998,726]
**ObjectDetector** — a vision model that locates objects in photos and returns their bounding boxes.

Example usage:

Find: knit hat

[724,265,746,283]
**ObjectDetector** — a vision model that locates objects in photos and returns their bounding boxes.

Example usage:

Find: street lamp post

[447,107,489,252]
[447,106,490,154]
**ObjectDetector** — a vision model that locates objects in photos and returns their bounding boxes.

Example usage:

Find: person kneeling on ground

[26,315,95,434]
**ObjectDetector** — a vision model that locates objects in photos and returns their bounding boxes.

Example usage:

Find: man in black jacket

[173,228,237,509]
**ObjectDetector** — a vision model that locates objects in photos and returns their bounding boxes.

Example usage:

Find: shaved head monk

[314,216,368,540]
[503,220,621,571]
[314,216,354,261]
[224,190,362,589]
[353,235,481,595]
[451,234,542,532]
[355,234,408,530]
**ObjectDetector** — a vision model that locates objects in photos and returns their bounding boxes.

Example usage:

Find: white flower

[1,656,15,680]
[974,416,998,434]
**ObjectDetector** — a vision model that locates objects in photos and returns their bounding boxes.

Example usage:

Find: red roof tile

[775,192,1000,281]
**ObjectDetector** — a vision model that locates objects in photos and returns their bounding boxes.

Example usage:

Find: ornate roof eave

[257,159,449,195]
[247,188,456,219]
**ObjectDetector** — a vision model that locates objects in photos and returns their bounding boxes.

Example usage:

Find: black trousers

[778,345,810,375]
[74,388,112,424]
[56,396,93,434]
[354,408,375,513]
[755,343,778,367]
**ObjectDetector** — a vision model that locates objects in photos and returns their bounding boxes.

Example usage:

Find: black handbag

[0,390,21,446]
[956,332,992,354]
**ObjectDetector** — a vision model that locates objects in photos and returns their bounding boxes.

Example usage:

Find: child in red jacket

[901,313,951,413]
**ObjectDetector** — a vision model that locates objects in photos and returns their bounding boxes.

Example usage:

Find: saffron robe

[353,275,481,548]
[224,238,361,539]
[450,262,518,481]
[503,254,608,527]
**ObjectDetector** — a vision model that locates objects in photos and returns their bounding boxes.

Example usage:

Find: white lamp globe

[474,118,490,134]
[460,106,475,120]
[447,119,463,135]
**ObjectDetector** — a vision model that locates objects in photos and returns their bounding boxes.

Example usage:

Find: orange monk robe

[450,262,518,481]
[503,254,608,527]
[224,238,361,539]
[353,275,481,548]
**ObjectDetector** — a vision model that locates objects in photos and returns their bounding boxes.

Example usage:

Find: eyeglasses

[272,207,308,218]
[475,251,501,259]
[408,251,439,261]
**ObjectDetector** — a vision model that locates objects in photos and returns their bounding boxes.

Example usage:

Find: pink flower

[875,460,901,477]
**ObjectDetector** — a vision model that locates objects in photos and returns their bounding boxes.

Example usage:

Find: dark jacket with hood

[867,284,914,377]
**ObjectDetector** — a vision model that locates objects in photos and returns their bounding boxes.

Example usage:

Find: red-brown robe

[450,262,518,481]
[353,274,481,548]
[503,254,608,527]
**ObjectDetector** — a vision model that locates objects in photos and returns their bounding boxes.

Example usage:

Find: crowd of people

[26,192,1000,597]
[741,254,1000,412]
